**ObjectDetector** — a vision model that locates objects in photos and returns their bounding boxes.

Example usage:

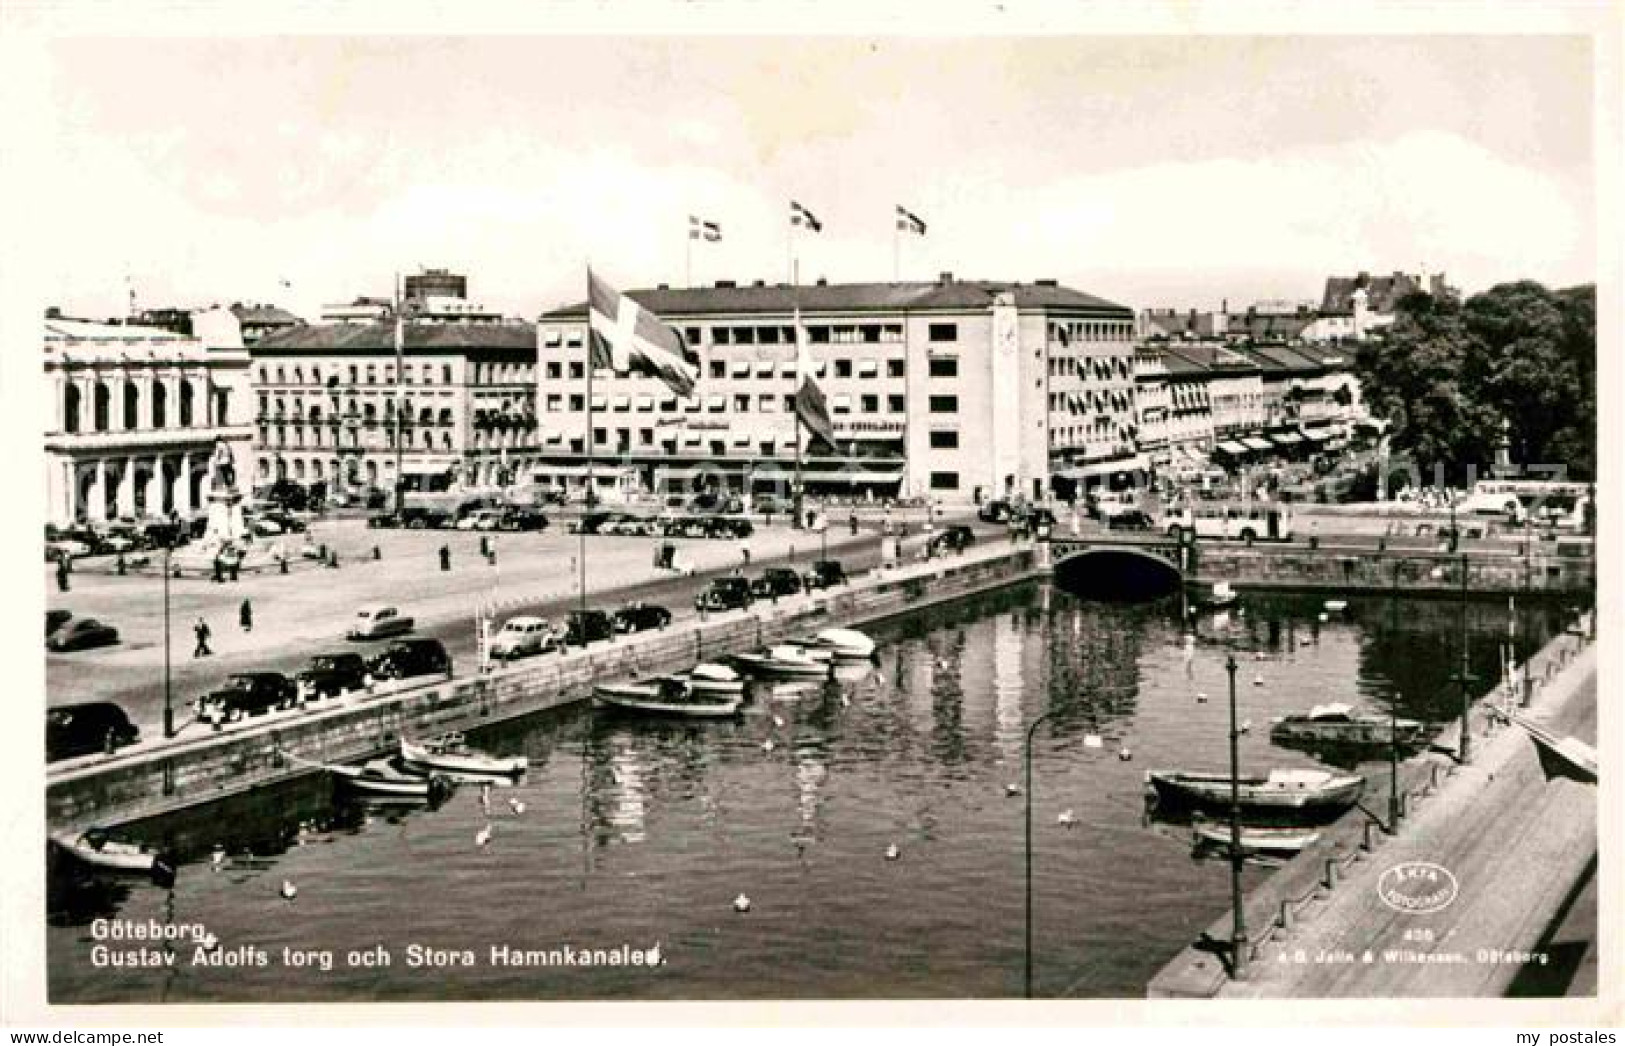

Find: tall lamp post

[162,540,174,739]
[1023,710,1055,998]
[1224,653,1246,978]
[1452,552,1475,764]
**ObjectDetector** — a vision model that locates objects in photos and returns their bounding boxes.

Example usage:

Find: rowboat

[332,758,455,801]
[1190,817,1322,855]
[1145,768,1365,817]
[399,734,528,777]
[731,644,832,678]
[660,662,746,695]
[799,628,877,661]
[1194,581,1238,610]
[51,830,176,886]
[593,677,743,718]
[1269,704,1428,747]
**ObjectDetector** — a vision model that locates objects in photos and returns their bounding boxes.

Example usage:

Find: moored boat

[51,830,176,885]
[799,627,877,661]
[1193,581,1238,610]
[593,677,743,718]
[399,733,528,777]
[1190,817,1322,855]
[661,661,746,695]
[1145,768,1365,817]
[333,758,454,801]
[1269,703,1427,748]
[731,644,832,678]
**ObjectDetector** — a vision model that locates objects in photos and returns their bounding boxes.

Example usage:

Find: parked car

[347,604,414,641]
[978,499,1016,523]
[570,512,615,535]
[261,510,308,534]
[140,521,186,549]
[367,512,404,529]
[752,493,789,515]
[265,478,311,512]
[751,566,804,599]
[802,559,849,591]
[296,652,370,700]
[498,508,549,532]
[1104,509,1154,531]
[696,577,754,612]
[48,617,120,652]
[401,507,455,529]
[705,515,753,539]
[489,616,559,660]
[47,702,139,762]
[196,672,298,724]
[249,516,286,536]
[928,525,977,555]
[537,488,568,506]
[368,638,453,681]
[562,609,616,647]
[612,602,672,634]
[455,509,505,531]
[45,538,93,562]
[47,609,73,637]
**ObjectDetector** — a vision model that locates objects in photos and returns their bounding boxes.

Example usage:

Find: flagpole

[893,217,900,281]
[581,265,593,620]
[393,273,404,514]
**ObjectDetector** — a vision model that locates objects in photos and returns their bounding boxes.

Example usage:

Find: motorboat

[1190,817,1322,855]
[1323,599,1350,613]
[799,627,877,661]
[332,758,455,801]
[51,830,176,886]
[1269,703,1428,748]
[1145,768,1365,818]
[593,677,743,718]
[660,662,746,695]
[1193,581,1238,610]
[731,644,833,678]
[399,733,528,778]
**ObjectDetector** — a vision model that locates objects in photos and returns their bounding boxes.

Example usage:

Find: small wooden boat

[731,644,832,678]
[399,734,528,777]
[1193,581,1238,610]
[593,676,743,718]
[51,830,176,886]
[661,662,746,695]
[1146,768,1365,816]
[799,627,877,661]
[1323,599,1350,613]
[1190,817,1322,855]
[1269,703,1428,747]
[332,758,454,801]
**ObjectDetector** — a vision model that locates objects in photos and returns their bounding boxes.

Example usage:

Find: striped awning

[1242,436,1273,452]
[1215,440,1248,456]
[1269,430,1304,445]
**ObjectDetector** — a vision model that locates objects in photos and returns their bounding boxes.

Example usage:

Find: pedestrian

[439,545,451,572]
[240,599,253,632]
[479,535,489,558]
[487,541,497,566]
[55,555,70,593]
[849,513,858,536]
[228,558,240,583]
[741,540,751,567]
[212,557,225,583]
[193,617,212,658]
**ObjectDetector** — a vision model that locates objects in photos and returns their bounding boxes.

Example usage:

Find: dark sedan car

[47,609,73,637]
[47,702,139,762]
[48,617,120,652]
[563,609,616,646]
[928,525,977,555]
[751,567,803,599]
[368,639,453,682]
[498,508,549,532]
[196,672,297,724]
[297,652,370,700]
[696,577,754,612]
[802,559,848,591]
[612,603,672,634]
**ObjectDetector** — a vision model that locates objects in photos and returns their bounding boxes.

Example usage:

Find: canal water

[47,584,1570,1002]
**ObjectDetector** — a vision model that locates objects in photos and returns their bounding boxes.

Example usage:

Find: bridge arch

[1052,544,1183,602]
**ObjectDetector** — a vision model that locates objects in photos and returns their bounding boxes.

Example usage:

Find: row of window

[256,362,461,387]
[259,425,532,451]
[1049,320,1134,344]
[61,380,209,434]
[544,322,960,349]
[538,357,959,383]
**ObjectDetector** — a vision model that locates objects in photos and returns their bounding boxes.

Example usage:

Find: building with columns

[43,309,253,525]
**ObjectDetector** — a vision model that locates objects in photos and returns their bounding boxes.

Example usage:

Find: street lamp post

[1225,653,1246,977]
[1455,552,1474,764]
[1387,698,1402,830]
[1023,710,1055,999]
[162,541,174,739]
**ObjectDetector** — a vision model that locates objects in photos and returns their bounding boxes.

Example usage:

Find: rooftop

[540,277,1131,320]
[253,321,535,354]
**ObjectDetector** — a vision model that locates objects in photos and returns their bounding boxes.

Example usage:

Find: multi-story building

[1157,347,1215,464]
[1132,346,1172,466]
[536,275,1139,504]
[43,309,253,525]
[230,303,304,344]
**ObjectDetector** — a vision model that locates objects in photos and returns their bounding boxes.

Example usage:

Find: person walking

[439,544,451,572]
[193,617,212,658]
[239,599,253,633]
[55,554,70,593]
[740,538,752,568]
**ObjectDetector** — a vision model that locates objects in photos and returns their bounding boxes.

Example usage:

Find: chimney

[816,277,828,287]
[1034,278,1058,287]
[46,306,62,319]
[657,283,669,290]
[938,272,954,285]
[753,279,765,287]
[715,280,736,288]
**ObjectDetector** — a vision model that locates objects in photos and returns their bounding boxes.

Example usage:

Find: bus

[1161,499,1295,545]
[1460,479,1591,528]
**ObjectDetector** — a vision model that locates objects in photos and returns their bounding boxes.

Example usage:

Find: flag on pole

[895,205,927,235]
[689,216,722,242]
[587,268,700,397]
[792,308,836,446]
[790,201,823,233]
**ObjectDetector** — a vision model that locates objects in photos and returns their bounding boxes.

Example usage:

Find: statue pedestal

[203,490,246,546]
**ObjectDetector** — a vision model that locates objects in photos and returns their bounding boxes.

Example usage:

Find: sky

[14,24,1602,322]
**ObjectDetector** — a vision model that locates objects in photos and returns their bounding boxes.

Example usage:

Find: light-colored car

[488,616,559,660]
[46,539,92,561]
[454,509,503,531]
[347,604,415,641]
[250,517,286,536]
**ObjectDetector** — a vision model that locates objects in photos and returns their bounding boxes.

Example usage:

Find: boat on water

[1145,768,1365,817]
[1323,599,1350,613]
[51,830,176,885]
[1193,581,1238,610]
[1269,703,1428,748]
[332,758,455,801]
[660,661,746,695]
[799,627,877,661]
[731,644,832,678]
[1190,817,1322,855]
[593,676,743,718]
[399,733,528,777]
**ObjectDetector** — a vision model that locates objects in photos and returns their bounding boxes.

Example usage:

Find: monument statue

[210,438,237,494]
